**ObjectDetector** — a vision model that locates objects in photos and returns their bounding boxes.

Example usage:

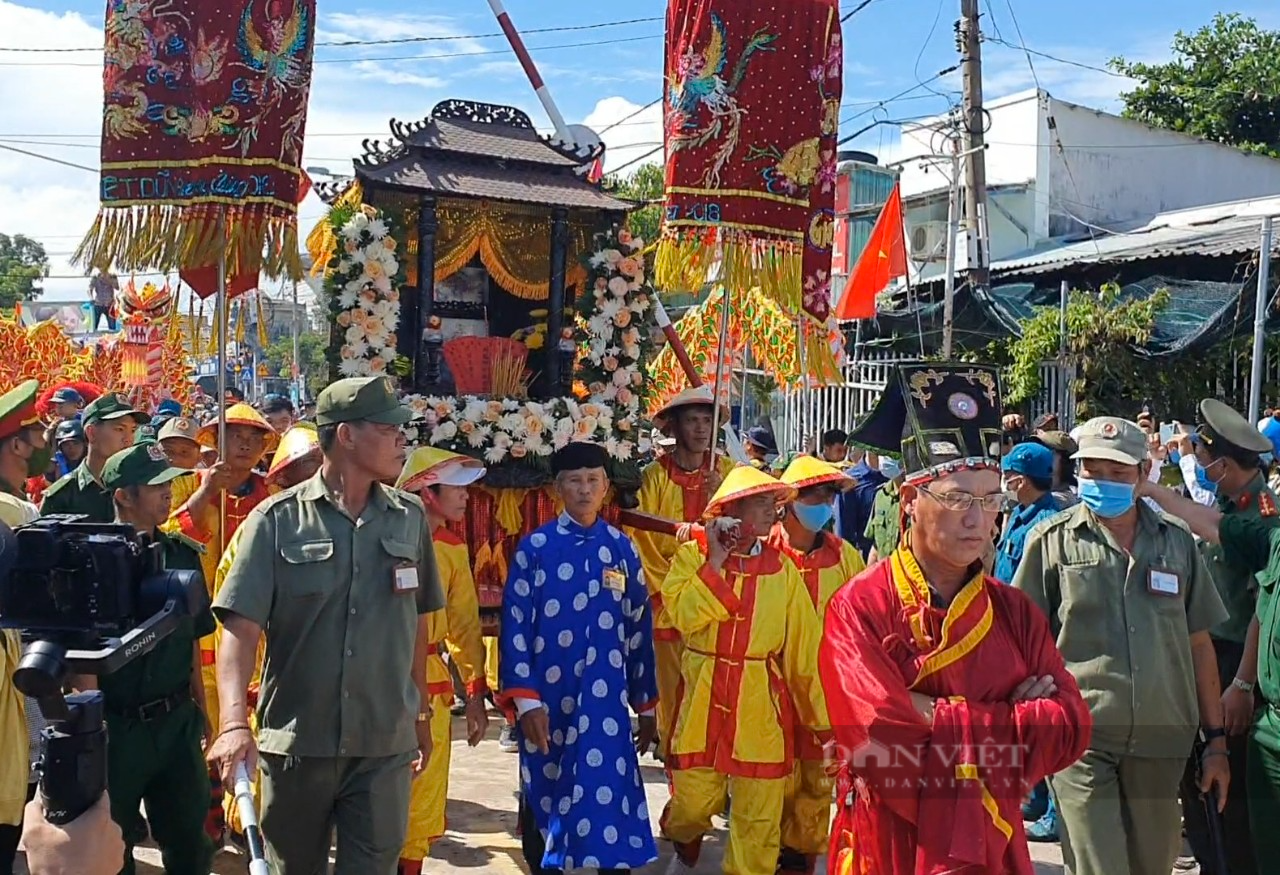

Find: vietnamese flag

[835,181,907,321]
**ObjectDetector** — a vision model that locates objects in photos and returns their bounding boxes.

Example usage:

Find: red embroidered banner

[76,0,317,281]
[657,0,841,324]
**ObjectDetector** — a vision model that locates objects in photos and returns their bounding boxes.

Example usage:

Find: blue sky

[0,0,1275,297]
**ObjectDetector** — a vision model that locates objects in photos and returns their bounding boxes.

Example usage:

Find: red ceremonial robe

[821,546,1090,875]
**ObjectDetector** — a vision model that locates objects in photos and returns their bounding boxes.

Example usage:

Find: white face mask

[1002,477,1021,504]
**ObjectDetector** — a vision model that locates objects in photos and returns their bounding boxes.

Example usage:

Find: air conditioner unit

[908,221,949,263]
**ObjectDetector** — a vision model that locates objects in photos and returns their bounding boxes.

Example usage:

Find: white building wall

[893,89,1280,264]
[1044,94,1280,234]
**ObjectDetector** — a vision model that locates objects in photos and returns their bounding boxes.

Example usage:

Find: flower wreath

[324,204,405,380]
[403,226,655,487]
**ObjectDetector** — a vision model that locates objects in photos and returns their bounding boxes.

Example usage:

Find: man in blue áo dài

[500,441,660,875]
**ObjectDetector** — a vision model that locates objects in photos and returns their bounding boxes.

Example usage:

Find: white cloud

[581,96,663,175]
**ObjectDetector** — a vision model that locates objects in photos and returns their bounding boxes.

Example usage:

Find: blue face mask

[1195,461,1222,495]
[792,501,835,533]
[1169,448,1181,465]
[879,458,903,480]
[1077,477,1136,518]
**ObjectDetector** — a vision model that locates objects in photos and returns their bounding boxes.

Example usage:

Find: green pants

[106,700,214,875]
[260,750,416,875]
[1248,706,1280,870]
[1050,748,1184,875]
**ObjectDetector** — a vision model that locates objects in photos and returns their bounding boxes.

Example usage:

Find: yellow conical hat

[396,447,486,493]
[780,455,855,493]
[703,464,797,520]
[266,426,321,485]
[196,403,279,451]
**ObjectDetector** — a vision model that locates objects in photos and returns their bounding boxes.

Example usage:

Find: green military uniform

[1013,416,1228,875]
[41,393,146,521]
[863,478,902,559]
[212,376,446,875]
[98,441,213,875]
[1180,398,1278,875]
[1217,513,1280,869]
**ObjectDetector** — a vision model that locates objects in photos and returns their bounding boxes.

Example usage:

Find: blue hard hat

[1001,441,1055,481]
[50,387,84,405]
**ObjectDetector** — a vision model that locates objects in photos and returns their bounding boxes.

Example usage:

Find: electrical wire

[607,144,664,177]
[597,98,663,136]
[841,0,881,23]
[0,33,661,67]
[912,0,956,104]
[0,16,663,52]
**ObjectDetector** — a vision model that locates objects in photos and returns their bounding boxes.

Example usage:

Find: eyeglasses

[919,487,1007,513]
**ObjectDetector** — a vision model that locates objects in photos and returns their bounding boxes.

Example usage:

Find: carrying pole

[708,285,732,473]
[216,209,229,556]
[1249,216,1274,423]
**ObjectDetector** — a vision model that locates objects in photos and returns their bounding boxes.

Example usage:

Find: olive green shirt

[1218,513,1280,706]
[100,532,215,711]
[40,462,115,522]
[864,480,903,559]
[212,472,445,758]
[1201,476,1280,644]
[1013,501,1228,759]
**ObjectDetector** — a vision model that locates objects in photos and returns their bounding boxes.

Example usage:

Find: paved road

[24,714,1161,874]
[120,716,1072,874]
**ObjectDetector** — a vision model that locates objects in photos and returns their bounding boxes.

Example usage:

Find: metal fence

[774,350,1070,455]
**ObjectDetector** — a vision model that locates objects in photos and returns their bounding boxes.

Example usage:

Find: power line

[0,16,663,52]
[0,33,660,67]
[607,144,664,178]
[841,0,881,23]
[597,98,662,136]
[838,67,959,129]
[0,141,97,174]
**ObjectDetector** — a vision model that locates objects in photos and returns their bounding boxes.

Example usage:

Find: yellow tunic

[660,540,829,777]
[627,453,735,750]
[402,527,487,862]
[0,493,37,827]
[163,470,275,730]
[767,524,865,856]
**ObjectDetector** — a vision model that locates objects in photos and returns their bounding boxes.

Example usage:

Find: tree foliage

[608,163,663,246]
[0,233,49,308]
[261,330,330,397]
[1005,284,1169,419]
[1110,14,1280,157]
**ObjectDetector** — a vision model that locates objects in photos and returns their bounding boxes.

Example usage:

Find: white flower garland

[330,210,402,378]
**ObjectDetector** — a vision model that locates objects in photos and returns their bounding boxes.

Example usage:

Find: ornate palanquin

[324,99,632,396]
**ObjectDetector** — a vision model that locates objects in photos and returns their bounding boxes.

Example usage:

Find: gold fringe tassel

[74,205,303,281]
[654,228,805,314]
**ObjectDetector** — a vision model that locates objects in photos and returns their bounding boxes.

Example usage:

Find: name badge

[603,568,626,592]
[1148,568,1180,597]
[394,563,419,593]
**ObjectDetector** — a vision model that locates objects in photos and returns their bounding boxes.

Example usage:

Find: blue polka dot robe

[500,513,660,871]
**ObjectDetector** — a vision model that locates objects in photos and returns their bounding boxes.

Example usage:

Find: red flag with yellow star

[835,181,906,321]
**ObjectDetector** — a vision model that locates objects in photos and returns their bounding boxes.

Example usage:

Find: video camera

[0,515,207,824]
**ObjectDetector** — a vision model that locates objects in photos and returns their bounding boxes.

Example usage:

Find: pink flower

[510,444,528,459]
[602,355,619,372]
[618,230,633,245]
[613,310,632,328]
[616,387,634,405]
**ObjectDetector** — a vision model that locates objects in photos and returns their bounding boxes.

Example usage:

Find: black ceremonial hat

[850,361,1003,482]
[551,441,609,475]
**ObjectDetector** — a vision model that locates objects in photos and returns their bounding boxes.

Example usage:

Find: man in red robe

[820,363,1092,875]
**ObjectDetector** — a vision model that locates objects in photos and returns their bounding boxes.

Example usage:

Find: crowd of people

[3,366,1280,875]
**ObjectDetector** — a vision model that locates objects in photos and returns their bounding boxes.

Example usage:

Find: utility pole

[957,0,990,291]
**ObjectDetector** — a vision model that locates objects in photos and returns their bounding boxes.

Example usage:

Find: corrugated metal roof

[996,196,1280,277]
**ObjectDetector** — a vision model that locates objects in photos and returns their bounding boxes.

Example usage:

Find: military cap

[82,392,148,427]
[132,424,158,445]
[54,419,85,445]
[157,416,201,445]
[1030,430,1078,456]
[315,377,412,427]
[1072,417,1147,467]
[101,441,191,490]
[0,380,41,442]
[1198,398,1274,455]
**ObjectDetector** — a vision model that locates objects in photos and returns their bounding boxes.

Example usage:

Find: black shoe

[778,847,808,872]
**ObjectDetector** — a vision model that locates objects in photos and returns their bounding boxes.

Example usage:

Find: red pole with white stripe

[485,0,575,149]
